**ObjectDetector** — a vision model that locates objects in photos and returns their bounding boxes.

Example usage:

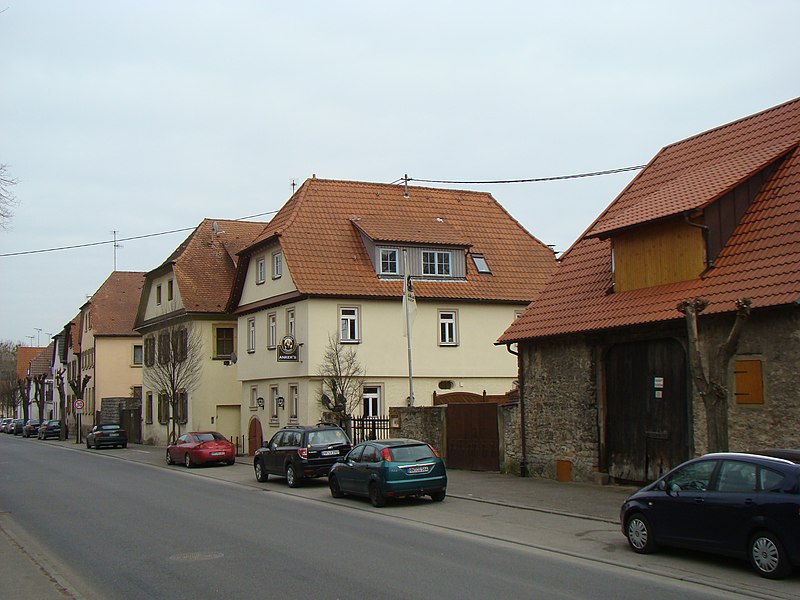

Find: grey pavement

[1,437,637,599]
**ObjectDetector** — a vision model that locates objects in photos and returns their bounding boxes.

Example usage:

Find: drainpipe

[506,343,528,477]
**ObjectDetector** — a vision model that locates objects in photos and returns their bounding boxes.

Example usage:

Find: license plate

[407,466,429,474]
[321,450,339,456]
[210,451,224,456]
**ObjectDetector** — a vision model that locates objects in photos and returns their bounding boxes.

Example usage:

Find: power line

[403,164,645,185]
[0,211,277,258]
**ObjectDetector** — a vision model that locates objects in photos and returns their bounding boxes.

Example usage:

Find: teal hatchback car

[328,438,447,507]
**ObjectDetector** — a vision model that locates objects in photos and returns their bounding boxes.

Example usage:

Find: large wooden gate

[605,338,689,483]
[446,403,499,471]
[120,408,141,444]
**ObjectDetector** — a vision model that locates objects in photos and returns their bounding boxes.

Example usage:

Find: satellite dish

[229,351,237,364]
[211,221,218,235]
[321,394,333,411]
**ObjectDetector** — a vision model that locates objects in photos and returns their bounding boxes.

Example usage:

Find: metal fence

[345,416,391,444]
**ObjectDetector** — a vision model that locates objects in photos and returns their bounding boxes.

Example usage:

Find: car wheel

[225,458,235,466]
[625,513,656,554]
[86,439,91,449]
[94,440,101,450]
[329,475,345,498]
[430,490,446,502]
[369,482,386,508]
[254,460,268,482]
[749,530,792,579]
[184,453,194,468]
[122,443,127,449]
[286,463,300,488]
[166,450,174,465]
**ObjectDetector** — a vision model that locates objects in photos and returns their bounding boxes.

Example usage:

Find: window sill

[439,343,459,347]
[249,405,258,411]
[256,279,265,285]
[339,339,360,345]
[247,349,255,354]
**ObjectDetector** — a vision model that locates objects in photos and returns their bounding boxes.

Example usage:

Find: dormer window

[272,251,283,279]
[379,248,399,275]
[422,250,451,276]
[256,258,266,284]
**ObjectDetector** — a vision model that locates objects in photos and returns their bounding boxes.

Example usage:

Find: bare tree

[0,340,17,414]
[317,334,366,424]
[32,372,47,422]
[677,297,752,453]
[68,373,91,443]
[142,323,203,443]
[16,376,31,423]
[54,368,69,440]
[0,164,18,230]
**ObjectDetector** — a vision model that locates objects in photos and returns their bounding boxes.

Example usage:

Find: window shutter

[734,359,763,405]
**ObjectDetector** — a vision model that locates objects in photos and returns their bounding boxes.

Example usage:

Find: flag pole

[403,249,415,407]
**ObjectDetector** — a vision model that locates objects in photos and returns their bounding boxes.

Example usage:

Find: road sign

[74,399,84,414]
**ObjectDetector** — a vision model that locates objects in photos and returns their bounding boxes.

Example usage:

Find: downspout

[506,343,527,477]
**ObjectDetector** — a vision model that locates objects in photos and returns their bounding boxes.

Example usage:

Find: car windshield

[389,444,436,462]
[307,429,347,446]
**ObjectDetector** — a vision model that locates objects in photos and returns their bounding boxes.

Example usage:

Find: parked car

[254,424,352,487]
[11,419,25,435]
[86,424,128,449]
[38,420,62,440]
[22,419,40,438]
[328,439,448,507]
[620,452,800,579]
[0,417,13,433]
[166,431,235,467]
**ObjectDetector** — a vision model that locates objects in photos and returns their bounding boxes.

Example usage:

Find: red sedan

[166,431,236,468]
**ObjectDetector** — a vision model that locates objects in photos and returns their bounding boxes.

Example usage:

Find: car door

[172,434,190,461]
[353,444,381,495]
[648,459,718,546]
[337,445,365,493]
[264,431,285,474]
[702,459,759,553]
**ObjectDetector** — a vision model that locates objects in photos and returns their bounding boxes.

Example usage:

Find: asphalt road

[0,437,788,599]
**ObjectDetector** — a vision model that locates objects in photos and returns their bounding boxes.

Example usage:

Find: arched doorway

[247,417,264,456]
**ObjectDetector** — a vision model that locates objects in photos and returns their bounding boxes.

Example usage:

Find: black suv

[254,424,352,487]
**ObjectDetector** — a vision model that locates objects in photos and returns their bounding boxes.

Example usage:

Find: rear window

[390,444,435,462]
[307,429,348,446]
[196,432,226,442]
[759,466,786,491]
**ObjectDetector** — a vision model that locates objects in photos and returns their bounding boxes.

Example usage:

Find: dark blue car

[620,452,800,579]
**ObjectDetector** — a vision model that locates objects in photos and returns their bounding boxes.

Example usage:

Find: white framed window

[132,344,143,366]
[268,313,277,348]
[422,250,451,276]
[272,251,283,279]
[250,386,258,410]
[256,258,266,284]
[289,384,299,420]
[286,308,295,337]
[362,385,382,418]
[247,317,256,353]
[379,248,399,275]
[438,310,458,346]
[339,306,360,343]
[270,386,279,420]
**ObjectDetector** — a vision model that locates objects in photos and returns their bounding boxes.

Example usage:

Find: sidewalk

[1,438,637,599]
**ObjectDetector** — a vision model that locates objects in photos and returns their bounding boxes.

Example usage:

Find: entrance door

[120,408,141,444]
[446,403,499,471]
[247,417,264,456]
[605,338,689,482]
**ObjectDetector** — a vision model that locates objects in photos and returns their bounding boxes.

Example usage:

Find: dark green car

[328,438,447,507]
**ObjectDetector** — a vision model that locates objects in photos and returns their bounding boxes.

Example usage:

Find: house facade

[77,271,145,433]
[229,178,558,454]
[134,219,264,446]
[500,97,800,484]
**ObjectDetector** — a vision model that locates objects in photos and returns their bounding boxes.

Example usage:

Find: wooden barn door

[605,338,689,483]
[446,403,499,471]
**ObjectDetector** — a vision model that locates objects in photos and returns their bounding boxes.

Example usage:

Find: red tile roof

[158,219,265,314]
[16,346,44,380]
[234,178,558,304]
[500,97,800,343]
[87,272,145,336]
[28,342,54,377]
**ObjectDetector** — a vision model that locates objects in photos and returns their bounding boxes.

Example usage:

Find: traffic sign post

[74,399,84,414]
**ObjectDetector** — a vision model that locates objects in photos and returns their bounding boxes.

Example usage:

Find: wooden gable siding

[704,161,779,266]
[613,218,705,292]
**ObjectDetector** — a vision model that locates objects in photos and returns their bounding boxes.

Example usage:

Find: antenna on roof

[211,221,224,242]
[291,179,296,194]
[403,174,409,199]
[111,230,122,270]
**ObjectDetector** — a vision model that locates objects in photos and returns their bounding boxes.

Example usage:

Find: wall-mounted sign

[653,377,664,389]
[277,335,299,362]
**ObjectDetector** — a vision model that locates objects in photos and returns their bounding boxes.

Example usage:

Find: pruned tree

[0,163,18,230]
[317,334,366,425]
[0,340,17,414]
[55,368,68,440]
[68,373,91,442]
[16,376,31,423]
[32,373,47,422]
[142,323,203,443]
[677,297,752,453]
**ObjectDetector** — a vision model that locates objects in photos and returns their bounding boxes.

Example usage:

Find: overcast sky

[1,1,798,347]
